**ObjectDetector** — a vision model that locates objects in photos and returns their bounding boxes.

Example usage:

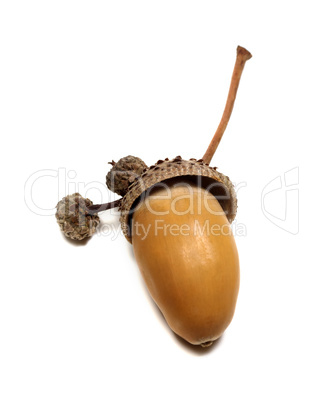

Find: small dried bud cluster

[106,155,148,196]
[55,193,100,240]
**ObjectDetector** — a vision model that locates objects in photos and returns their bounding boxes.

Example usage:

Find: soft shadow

[60,231,91,246]
[172,332,223,355]
[125,241,136,262]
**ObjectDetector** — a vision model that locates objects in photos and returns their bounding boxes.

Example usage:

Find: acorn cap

[119,156,237,242]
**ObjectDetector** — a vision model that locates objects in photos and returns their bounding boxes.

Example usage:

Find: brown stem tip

[202,46,252,165]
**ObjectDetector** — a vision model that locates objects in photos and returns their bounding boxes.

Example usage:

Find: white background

[1,1,321,401]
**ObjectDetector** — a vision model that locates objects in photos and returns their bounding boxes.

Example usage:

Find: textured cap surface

[106,155,148,196]
[56,193,100,241]
[119,157,237,242]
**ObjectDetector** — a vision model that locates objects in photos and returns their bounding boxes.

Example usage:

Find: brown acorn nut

[116,46,252,347]
[132,182,239,346]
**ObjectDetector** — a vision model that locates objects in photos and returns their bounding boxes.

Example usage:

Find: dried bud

[55,193,100,241]
[106,155,148,196]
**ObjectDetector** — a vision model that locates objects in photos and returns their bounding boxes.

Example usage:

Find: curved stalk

[203,46,252,165]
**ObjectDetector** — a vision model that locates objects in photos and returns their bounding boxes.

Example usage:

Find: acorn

[129,181,239,346]
[110,46,251,346]
[55,45,252,347]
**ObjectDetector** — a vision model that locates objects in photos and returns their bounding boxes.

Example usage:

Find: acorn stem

[202,46,252,165]
[87,199,122,214]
